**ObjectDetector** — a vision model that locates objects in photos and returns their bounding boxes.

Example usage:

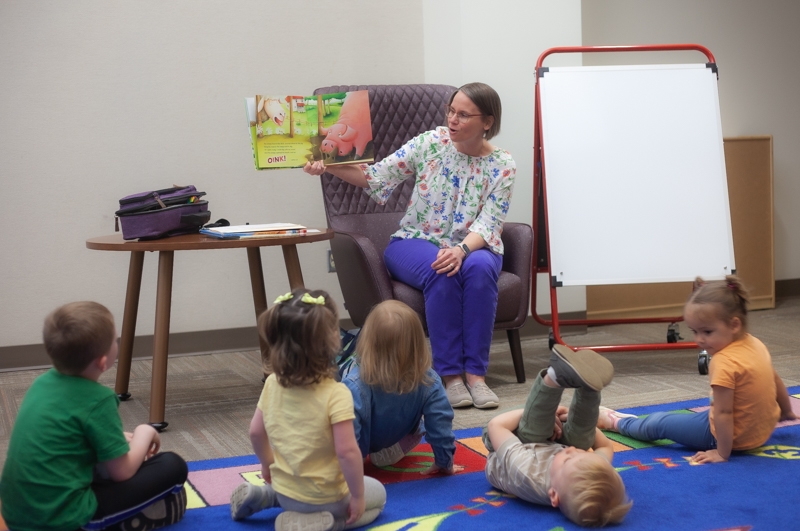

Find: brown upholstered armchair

[315,84,533,383]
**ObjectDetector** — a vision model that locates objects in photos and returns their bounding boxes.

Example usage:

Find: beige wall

[581,0,800,281]
[2,0,798,351]
[423,0,586,315]
[0,0,425,347]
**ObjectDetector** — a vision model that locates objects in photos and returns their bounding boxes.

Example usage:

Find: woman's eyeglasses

[444,105,484,124]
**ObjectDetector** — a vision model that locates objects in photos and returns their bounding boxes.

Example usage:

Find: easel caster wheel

[698,353,709,375]
[548,330,555,350]
[117,392,131,401]
[667,329,678,343]
[149,421,169,432]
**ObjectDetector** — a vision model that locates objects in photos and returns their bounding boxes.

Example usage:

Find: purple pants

[384,238,502,376]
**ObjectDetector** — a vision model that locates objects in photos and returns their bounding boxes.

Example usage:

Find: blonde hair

[559,457,632,527]
[687,274,749,331]
[43,301,116,375]
[357,300,431,394]
[259,288,340,388]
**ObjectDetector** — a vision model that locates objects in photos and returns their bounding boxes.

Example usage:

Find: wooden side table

[86,230,334,430]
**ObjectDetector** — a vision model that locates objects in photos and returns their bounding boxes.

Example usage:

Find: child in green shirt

[0,301,188,531]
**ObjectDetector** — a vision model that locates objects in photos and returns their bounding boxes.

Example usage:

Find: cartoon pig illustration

[258,97,286,126]
[321,123,356,156]
[319,91,372,158]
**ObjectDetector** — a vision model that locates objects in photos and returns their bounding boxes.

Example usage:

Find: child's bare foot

[598,406,637,431]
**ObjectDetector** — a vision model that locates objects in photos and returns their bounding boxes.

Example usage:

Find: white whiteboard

[539,64,735,286]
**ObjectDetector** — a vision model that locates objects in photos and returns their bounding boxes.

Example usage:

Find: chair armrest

[500,222,533,315]
[330,230,394,327]
[501,223,533,278]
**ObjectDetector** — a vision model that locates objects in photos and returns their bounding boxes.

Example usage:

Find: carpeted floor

[168,388,800,530]
[1,297,799,530]
[1,296,799,468]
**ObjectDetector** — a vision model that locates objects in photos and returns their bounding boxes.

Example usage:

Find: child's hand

[346,494,366,525]
[147,432,161,459]
[549,406,569,441]
[261,465,272,484]
[421,463,464,475]
[779,410,798,422]
[691,449,727,464]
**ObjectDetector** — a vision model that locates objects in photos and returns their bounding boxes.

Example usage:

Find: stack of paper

[200,223,307,239]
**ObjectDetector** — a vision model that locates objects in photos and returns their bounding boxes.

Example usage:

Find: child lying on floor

[483,345,632,527]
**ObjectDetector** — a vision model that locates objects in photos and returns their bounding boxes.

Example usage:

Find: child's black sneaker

[550,344,614,391]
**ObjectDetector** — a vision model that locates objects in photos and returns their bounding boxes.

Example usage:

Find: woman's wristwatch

[457,242,471,259]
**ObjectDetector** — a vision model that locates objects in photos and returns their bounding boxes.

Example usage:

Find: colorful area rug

[4,390,795,531]
[168,386,800,531]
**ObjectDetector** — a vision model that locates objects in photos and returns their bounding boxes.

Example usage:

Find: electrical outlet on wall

[327,250,336,273]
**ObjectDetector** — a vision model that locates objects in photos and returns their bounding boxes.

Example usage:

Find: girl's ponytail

[259,288,340,388]
[687,274,749,329]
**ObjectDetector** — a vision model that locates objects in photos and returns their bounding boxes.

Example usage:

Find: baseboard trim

[0,327,260,372]
[0,312,588,372]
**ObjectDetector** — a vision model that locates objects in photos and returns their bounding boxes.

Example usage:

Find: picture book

[200,223,307,240]
[244,90,374,170]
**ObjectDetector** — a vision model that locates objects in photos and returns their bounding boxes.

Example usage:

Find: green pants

[484,369,600,452]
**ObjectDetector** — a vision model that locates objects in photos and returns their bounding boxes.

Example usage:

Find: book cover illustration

[245,90,374,170]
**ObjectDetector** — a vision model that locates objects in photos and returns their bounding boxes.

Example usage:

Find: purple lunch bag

[115,185,210,240]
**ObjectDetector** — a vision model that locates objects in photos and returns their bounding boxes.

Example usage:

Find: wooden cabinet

[587,136,774,318]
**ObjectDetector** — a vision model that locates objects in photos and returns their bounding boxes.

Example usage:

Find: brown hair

[259,288,340,387]
[357,300,431,394]
[42,301,116,375]
[560,457,632,527]
[687,274,749,331]
[447,82,502,140]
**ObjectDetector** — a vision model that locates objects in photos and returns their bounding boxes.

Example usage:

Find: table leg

[246,248,271,376]
[116,251,144,401]
[149,250,174,431]
[281,244,305,290]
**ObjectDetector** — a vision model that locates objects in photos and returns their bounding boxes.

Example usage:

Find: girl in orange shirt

[598,276,796,463]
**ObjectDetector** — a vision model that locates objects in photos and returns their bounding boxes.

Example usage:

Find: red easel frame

[532,44,719,354]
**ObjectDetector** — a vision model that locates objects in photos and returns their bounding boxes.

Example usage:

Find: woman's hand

[303,160,326,176]
[431,247,464,277]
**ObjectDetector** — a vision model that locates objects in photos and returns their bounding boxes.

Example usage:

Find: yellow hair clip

[273,292,293,304]
[301,293,325,305]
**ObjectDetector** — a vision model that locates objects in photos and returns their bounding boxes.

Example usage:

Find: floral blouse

[362,127,516,254]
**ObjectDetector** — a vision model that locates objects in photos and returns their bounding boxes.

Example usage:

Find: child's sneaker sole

[275,511,335,531]
[370,430,424,467]
[230,482,265,521]
[370,442,406,467]
[551,344,614,391]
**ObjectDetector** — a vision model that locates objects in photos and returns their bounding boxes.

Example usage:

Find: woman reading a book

[304,82,516,410]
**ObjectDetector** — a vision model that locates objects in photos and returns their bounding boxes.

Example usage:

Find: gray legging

[275,476,386,530]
